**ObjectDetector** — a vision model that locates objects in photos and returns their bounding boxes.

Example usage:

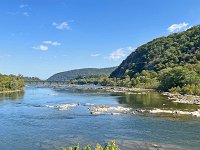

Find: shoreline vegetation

[0,89,23,94]
[60,140,188,150]
[61,140,120,150]
[0,74,24,93]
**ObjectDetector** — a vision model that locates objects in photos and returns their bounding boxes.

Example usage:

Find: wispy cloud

[168,22,190,33]
[33,40,61,51]
[109,48,126,60]
[43,41,61,46]
[91,53,101,57]
[52,21,71,30]
[23,12,29,17]
[19,4,28,9]
[7,11,30,17]
[106,46,135,61]
[7,4,30,17]
[32,45,48,51]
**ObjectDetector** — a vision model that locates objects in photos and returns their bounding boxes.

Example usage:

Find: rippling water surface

[0,86,200,150]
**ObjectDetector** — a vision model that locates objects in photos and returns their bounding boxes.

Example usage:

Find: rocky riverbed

[89,86,154,94]
[163,92,200,105]
[46,102,200,117]
[148,108,200,117]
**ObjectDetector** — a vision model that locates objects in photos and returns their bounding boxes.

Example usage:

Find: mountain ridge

[110,25,200,78]
[47,67,117,81]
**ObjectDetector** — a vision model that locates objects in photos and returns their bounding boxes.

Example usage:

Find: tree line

[69,61,200,95]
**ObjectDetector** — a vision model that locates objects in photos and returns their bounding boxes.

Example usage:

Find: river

[0,86,199,150]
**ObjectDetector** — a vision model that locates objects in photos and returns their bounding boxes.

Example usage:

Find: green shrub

[61,140,120,150]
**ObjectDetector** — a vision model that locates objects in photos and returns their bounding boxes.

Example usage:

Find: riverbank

[98,86,155,93]
[71,85,155,94]
[162,92,200,105]
[0,89,23,94]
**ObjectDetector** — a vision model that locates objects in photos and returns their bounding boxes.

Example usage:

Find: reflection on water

[117,92,199,111]
[0,91,24,100]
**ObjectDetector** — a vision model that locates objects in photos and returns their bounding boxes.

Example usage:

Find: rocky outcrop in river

[46,103,79,110]
[45,102,200,117]
[89,105,134,115]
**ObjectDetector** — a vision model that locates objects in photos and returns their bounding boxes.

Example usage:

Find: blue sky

[0,0,200,79]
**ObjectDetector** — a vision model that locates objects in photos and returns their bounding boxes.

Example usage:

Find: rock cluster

[46,103,79,110]
[149,108,200,117]
[89,105,134,115]
[163,92,200,105]
[45,102,200,117]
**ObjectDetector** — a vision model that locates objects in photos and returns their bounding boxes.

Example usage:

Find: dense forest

[0,74,24,92]
[111,25,200,78]
[47,67,117,81]
[71,25,200,95]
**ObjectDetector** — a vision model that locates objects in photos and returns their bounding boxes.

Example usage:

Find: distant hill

[47,67,117,81]
[110,25,200,78]
[23,76,42,82]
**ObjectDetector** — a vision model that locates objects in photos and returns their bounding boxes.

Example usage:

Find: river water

[0,86,199,150]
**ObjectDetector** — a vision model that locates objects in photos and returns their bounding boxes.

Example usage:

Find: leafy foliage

[69,71,159,89]
[158,64,200,94]
[110,25,200,78]
[107,25,200,95]
[0,74,24,92]
[61,140,120,150]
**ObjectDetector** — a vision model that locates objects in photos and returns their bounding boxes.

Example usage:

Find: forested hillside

[47,67,117,81]
[109,25,200,95]
[111,25,200,78]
